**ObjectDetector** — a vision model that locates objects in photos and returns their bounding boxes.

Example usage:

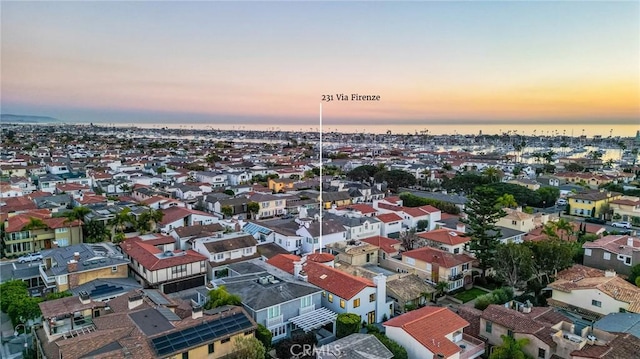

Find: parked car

[17,252,43,263]
[584,217,606,225]
[556,199,568,206]
[611,221,632,229]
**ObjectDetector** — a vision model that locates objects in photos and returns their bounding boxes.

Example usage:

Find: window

[354,298,360,308]
[243,248,252,255]
[182,352,189,359]
[56,238,69,247]
[604,252,611,260]
[507,329,513,338]
[340,299,345,309]
[454,248,460,254]
[512,220,517,225]
[216,253,224,260]
[322,291,326,297]
[55,228,68,233]
[585,248,592,256]
[301,295,312,308]
[406,257,415,265]
[369,293,376,302]
[58,275,67,285]
[221,338,231,344]
[592,300,602,307]
[208,343,214,354]
[268,305,281,319]
[485,321,492,333]
[462,263,469,271]
[538,348,546,359]
[625,257,632,265]
[328,294,333,303]
[111,266,118,273]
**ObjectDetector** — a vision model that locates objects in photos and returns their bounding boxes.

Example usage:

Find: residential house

[158,206,219,233]
[384,306,484,359]
[326,213,382,241]
[375,212,403,238]
[216,259,333,343]
[38,243,129,294]
[267,254,393,324]
[175,183,204,200]
[609,196,640,225]
[248,193,287,219]
[268,177,296,193]
[170,223,226,250]
[418,228,468,254]
[320,191,352,209]
[568,191,622,218]
[393,246,474,292]
[195,171,229,188]
[583,235,640,275]
[547,264,640,319]
[385,274,436,313]
[376,202,442,231]
[36,291,256,359]
[38,174,65,193]
[361,235,402,262]
[120,235,208,294]
[192,232,260,278]
[3,211,82,256]
[477,304,582,359]
[507,178,541,191]
[328,240,380,266]
[296,217,348,254]
[0,184,23,198]
[211,197,250,219]
[496,208,539,233]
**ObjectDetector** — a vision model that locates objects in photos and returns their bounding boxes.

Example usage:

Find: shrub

[336,313,361,338]
[366,324,380,334]
[474,293,495,310]
[372,332,408,359]
[255,324,272,352]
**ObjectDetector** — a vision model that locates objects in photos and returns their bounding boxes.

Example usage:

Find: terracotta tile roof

[337,203,377,214]
[418,229,468,246]
[159,206,192,225]
[384,196,402,204]
[39,296,106,319]
[384,306,468,357]
[481,305,545,334]
[456,306,482,337]
[572,191,621,201]
[583,235,640,257]
[266,254,375,299]
[571,333,640,358]
[4,210,69,232]
[307,252,335,263]
[403,246,474,268]
[550,265,640,312]
[120,238,207,271]
[610,198,640,206]
[361,236,401,254]
[0,196,37,213]
[266,254,301,274]
[173,223,225,238]
[375,212,403,223]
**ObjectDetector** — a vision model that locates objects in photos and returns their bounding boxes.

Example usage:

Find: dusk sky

[2,1,639,130]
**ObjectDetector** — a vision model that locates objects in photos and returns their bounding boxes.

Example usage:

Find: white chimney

[456,223,466,233]
[192,305,203,319]
[128,293,144,309]
[604,269,616,278]
[627,237,634,247]
[373,273,387,323]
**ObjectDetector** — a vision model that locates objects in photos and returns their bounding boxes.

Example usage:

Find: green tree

[84,220,110,243]
[371,333,409,359]
[346,165,379,182]
[435,281,449,298]
[204,286,241,310]
[482,167,502,183]
[524,239,575,283]
[137,208,164,233]
[156,166,167,174]
[221,205,233,218]
[374,169,416,191]
[400,228,418,251]
[554,218,574,241]
[462,187,506,279]
[229,336,266,359]
[63,206,91,243]
[565,163,585,172]
[247,202,260,219]
[628,264,640,286]
[489,335,532,359]
[496,193,518,209]
[535,187,560,208]
[336,313,361,338]
[255,324,272,355]
[493,243,534,288]
[108,207,137,236]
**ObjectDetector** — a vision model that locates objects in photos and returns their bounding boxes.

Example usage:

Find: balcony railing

[459,334,485,359]
[299,304,316,316]
[39,265,55,285]
[266,314,283,328]
[449,272,464,281]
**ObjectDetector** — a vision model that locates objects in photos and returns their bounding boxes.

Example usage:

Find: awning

[288,307,338,332]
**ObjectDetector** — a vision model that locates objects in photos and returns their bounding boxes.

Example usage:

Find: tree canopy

[374,169,416,191]
[489,335,532,359]
[204,286,242,310]
[346,165,379,182]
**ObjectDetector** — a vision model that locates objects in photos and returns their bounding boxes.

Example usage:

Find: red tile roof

[375,212,403,223]
[266,254,375,300]
[120,238,207,271]
[403,246,474,268]
[418,229,468,246]
[307,252,335,263]
[159,206,192,225]
[336,203,378,214]
[361,236,401,254]
[3,210,78,232]
[384,196,402,204]
[384,306,468,357]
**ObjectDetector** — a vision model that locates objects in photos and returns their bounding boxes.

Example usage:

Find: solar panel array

[151,312,252,356]
[90,284,123,298]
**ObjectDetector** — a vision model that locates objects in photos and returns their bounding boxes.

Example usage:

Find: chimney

[516,206,523,212]
[456,223,466,233]
[128,293,144,309]
[73,252,80,262]
[627,237,634,247]
[373,273,387,323]
[67,259,78,273]
[192,305,203,319]
[51,241,59,249]
[79,291,90,304]
[604,269,616,278]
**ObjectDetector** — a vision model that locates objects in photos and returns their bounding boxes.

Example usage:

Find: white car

[556,199,567,206]
[611,221,632,229]
[17,252,43,263]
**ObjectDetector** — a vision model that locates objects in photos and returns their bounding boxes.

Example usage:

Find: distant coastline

[1,114,61,124]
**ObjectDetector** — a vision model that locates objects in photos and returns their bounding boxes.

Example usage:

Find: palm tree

[108,208,137,239]
[618,141,627,162]
[136,208,164,233]
[63,206,91,243]
[482,167,502,183]
[435,281,449,299]
[543,150,556,164]
[542,223,560,240]
[554,218,573,240]
[489,335,532,359]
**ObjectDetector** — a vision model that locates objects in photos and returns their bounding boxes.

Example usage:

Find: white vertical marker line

[319,102,323,254]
